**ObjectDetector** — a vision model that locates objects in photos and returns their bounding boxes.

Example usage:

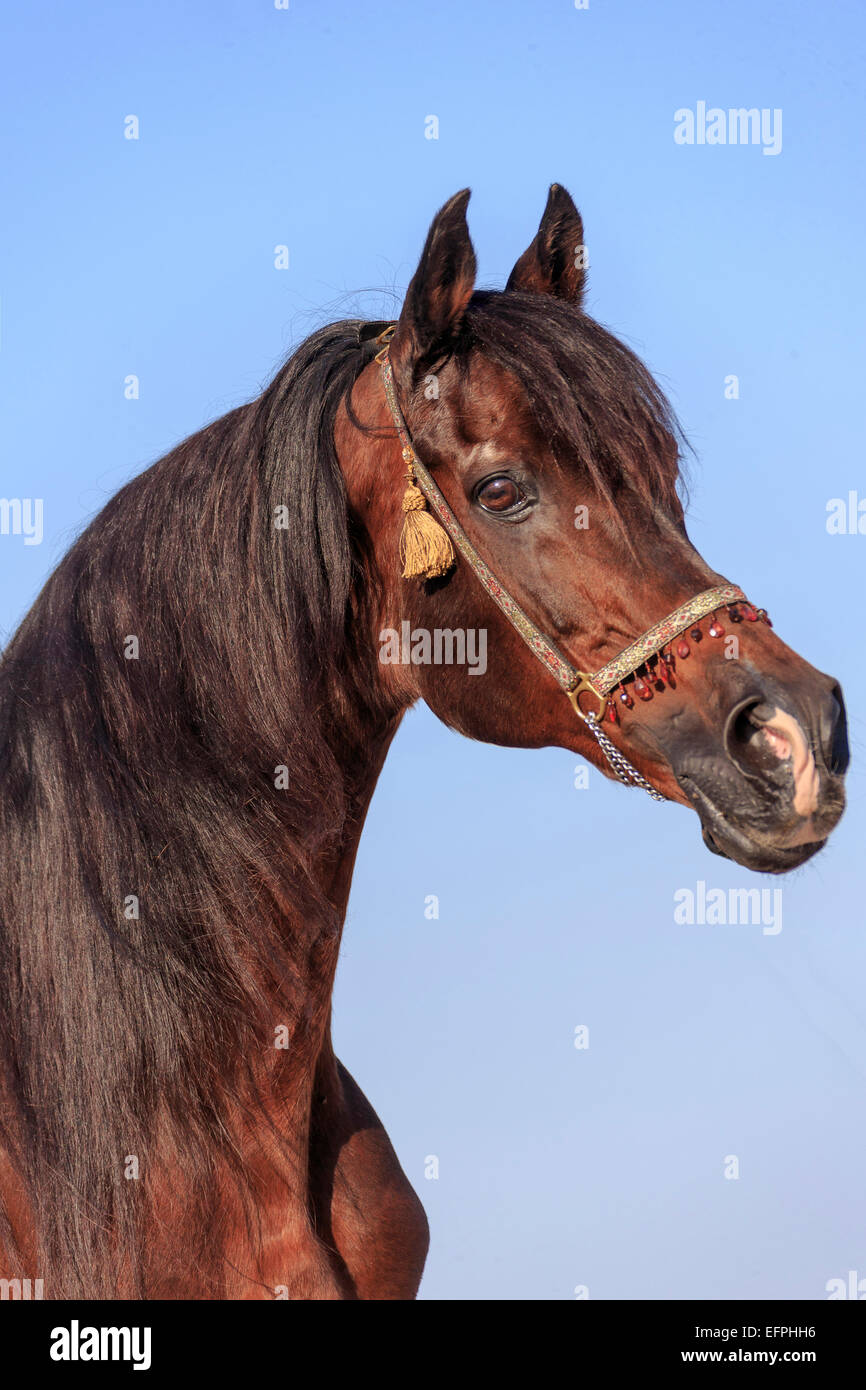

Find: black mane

[0,319,375,1295]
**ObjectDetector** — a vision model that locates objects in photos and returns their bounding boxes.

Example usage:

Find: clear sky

[1,0,864,1300]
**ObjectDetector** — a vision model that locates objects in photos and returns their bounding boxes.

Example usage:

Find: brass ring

[566,672,607,724]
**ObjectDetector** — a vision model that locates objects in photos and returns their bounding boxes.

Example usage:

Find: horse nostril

[726,697,770,745]
[724,697,800,775]
[726,687,849,780]
[821,684,849,776]
[725,697,772,770]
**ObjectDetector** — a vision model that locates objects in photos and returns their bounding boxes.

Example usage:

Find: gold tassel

[399,465,456,580]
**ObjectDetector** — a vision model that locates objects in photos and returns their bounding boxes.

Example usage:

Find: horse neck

[315,717,401,928]
[253,709,402,1095]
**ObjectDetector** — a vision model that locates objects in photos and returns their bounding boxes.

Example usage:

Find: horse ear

[506,184,586,304]
[390,189,477,387]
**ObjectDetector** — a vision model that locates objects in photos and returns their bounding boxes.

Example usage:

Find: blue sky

[1,0,865,1299]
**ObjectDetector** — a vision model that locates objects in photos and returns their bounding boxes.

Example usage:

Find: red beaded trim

[590,585,746,696]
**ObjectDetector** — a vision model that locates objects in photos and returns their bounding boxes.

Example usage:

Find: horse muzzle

[666,675,848,874]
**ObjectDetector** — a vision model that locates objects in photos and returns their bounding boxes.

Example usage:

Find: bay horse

[0,186,848,1299]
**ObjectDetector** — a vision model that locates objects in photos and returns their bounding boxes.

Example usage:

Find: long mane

[0,320,374,1295]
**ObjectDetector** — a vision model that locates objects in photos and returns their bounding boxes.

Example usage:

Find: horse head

[342,187,847,873]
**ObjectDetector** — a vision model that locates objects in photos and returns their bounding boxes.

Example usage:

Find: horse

[0,185,848,1299]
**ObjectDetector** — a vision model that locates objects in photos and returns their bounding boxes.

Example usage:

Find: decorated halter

[374,328,772,801]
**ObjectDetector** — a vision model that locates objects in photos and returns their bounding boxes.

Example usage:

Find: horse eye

[475,476,525,513]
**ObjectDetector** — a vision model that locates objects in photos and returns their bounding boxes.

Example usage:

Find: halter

[374,331,771,800]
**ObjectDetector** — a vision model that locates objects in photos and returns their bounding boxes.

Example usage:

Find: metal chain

[584,712,667,801]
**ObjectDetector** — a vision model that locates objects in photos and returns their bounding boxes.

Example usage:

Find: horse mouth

[680,777,832,875]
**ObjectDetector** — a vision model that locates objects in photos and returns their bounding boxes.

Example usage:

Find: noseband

[375,335,771,801]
